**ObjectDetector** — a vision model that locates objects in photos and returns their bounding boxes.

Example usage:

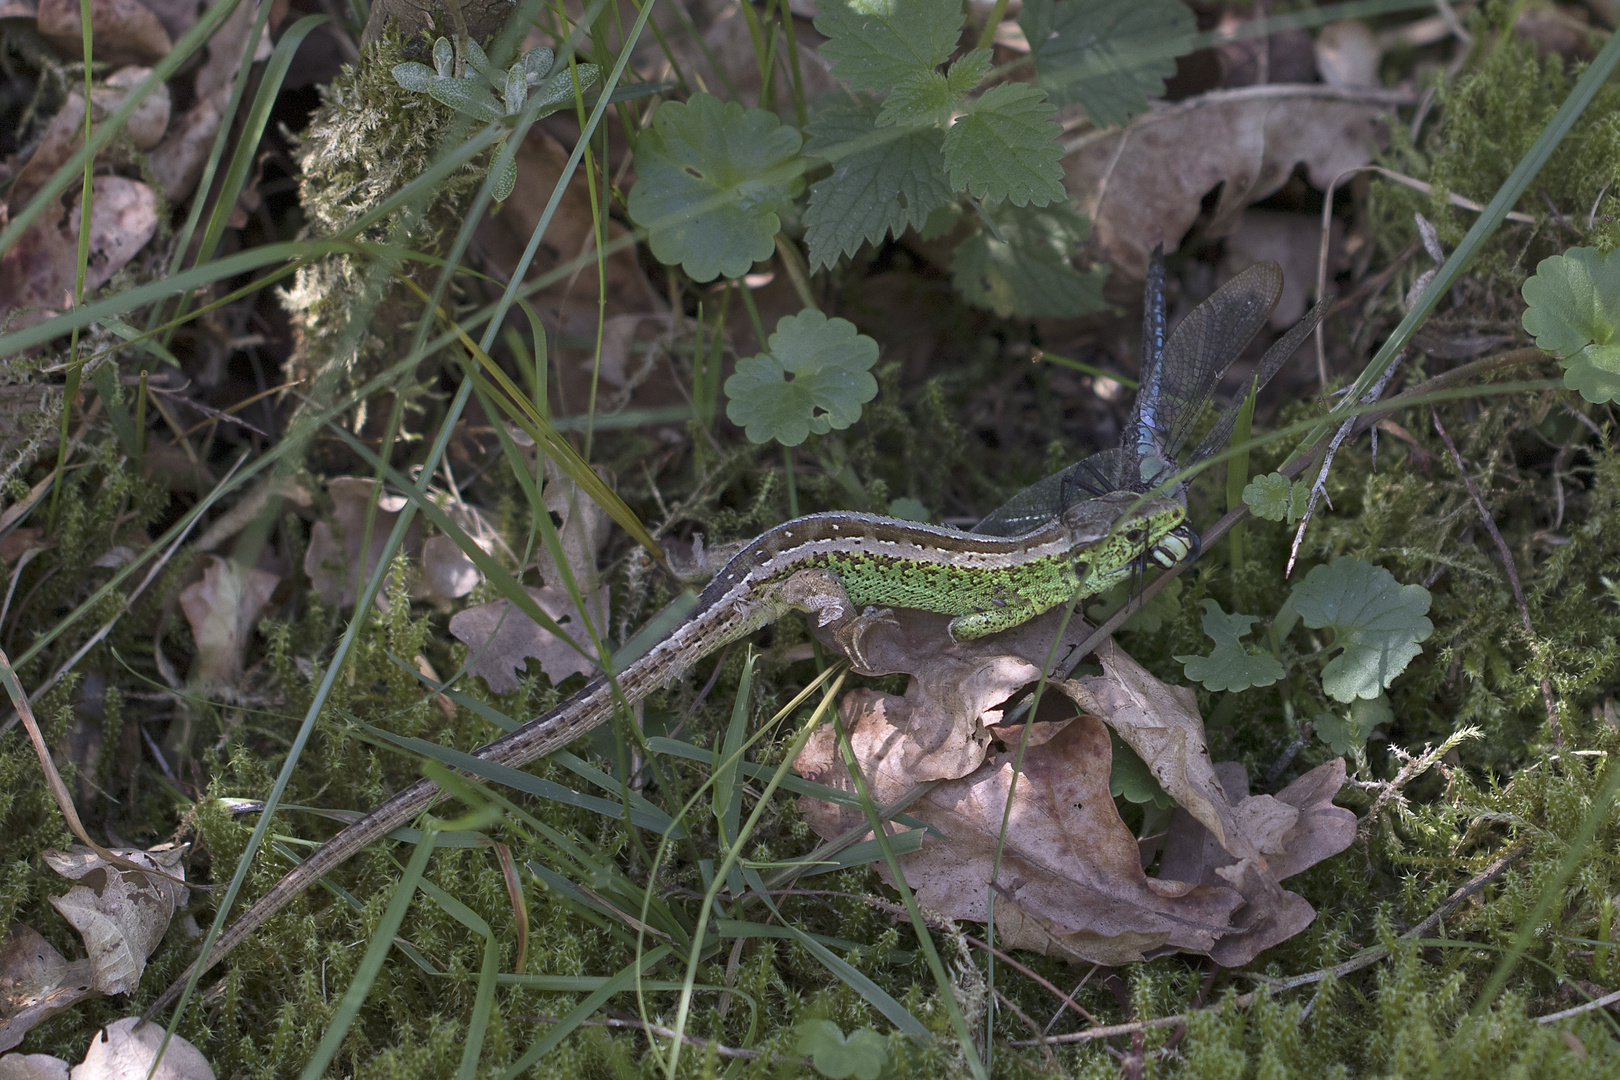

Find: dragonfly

[973,246,1329,568]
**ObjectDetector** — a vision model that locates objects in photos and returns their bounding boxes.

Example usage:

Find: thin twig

[1287,354,1405,576]
[1537,988,1620,1024]
[1430,406,1561,745]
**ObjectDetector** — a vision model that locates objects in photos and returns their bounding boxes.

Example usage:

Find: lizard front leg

[773,567,897,672]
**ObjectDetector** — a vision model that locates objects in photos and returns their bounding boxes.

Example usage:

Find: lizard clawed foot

[833,606,897,672]
[775,569,893,671]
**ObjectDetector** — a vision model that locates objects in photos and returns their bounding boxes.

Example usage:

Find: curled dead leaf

[302,477,421,608]
[89,68,170,148]
[0,926,94,1052]
[1064,84,1408,279]
[68,1017,213,1080]
[0,1051,70,1079]
[178,555,280,686]
[43,844,187,996]
[794,606,1355,966]
[0,177,157,330]
[36,0,171,65]
[449,584,610,693]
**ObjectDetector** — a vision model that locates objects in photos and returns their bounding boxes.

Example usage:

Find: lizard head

[1057,491,1190,595]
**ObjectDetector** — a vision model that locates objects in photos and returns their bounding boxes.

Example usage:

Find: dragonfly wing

[971,449,1129,536]
[1134,261,1283,485]
[1186,289,1332,468]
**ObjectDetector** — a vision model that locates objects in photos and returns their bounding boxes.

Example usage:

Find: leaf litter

[793,604,1354,967]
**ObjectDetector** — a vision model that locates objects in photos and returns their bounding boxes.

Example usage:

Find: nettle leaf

[1522,246,1620,403]
[627,93,805,282]
[951,201,1107,318]
[724,310,880,446]
[1109,730,1173,808]
[943,82,1065,206]
[815,0,964,91]
[878,70,954,127]
[1314,694,1393,757]
[804,99,953,270]
[1243,471,1310,523]
[1175,599,1285,693]
[947,48,993,95]
[1020,0,1193,128]
[795,1019,889,1080]
[1291,557,1432,702]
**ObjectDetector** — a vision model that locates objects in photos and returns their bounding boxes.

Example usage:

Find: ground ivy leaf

[1522,246,1620,404]
[1175,599,1285,693]
[951,201,1107,318]
[1292,557,1433,702]
[724,310,880,446]
[1020,0,1194,128]
[804,100,952,269]
[1243,471,1309,523]
[947,47,993,96]
[627,93,804,283]
[1109,730,1173,808]
[794,1019,889,1080]
[815,0,963,91]
[944,82,1065,206]
[1313,694,1393,757]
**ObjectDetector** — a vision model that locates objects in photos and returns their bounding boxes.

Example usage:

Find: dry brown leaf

[1064,84,1407,279]
[0,926,94,1052]
[178,555,280,686]
[147,96,224,204]
[9,94,86,209]
[1159,759,1356,966]
[36,0,170,65]
[1314,20,1382,89]
[448,584,610,693]
[303,477,421,608]
[422,534,481,601]
[793,606,1354,966]
[43,844,188,996]
[0,177,157,328]
[533,457,611,598]
[89,68,170,148]
[448,461,613,691]
[68,1017,213,1080]
[0,1051,70,1079]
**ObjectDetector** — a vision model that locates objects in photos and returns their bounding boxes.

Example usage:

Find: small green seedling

[795,1019,890,1080]
[392,39,601,201]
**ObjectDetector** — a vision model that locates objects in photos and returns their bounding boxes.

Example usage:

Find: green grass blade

[298,829,440,1080]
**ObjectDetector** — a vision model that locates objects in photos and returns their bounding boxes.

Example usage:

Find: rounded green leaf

[1291,557,1432,702]
[627,93,805,282]
[1243,471,1294,521]
[1522,246,1620,404]
[1313,694,1393,757]
[725,310,880,446]
[795,1020,889,1080]
[1174,598,1285,693]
